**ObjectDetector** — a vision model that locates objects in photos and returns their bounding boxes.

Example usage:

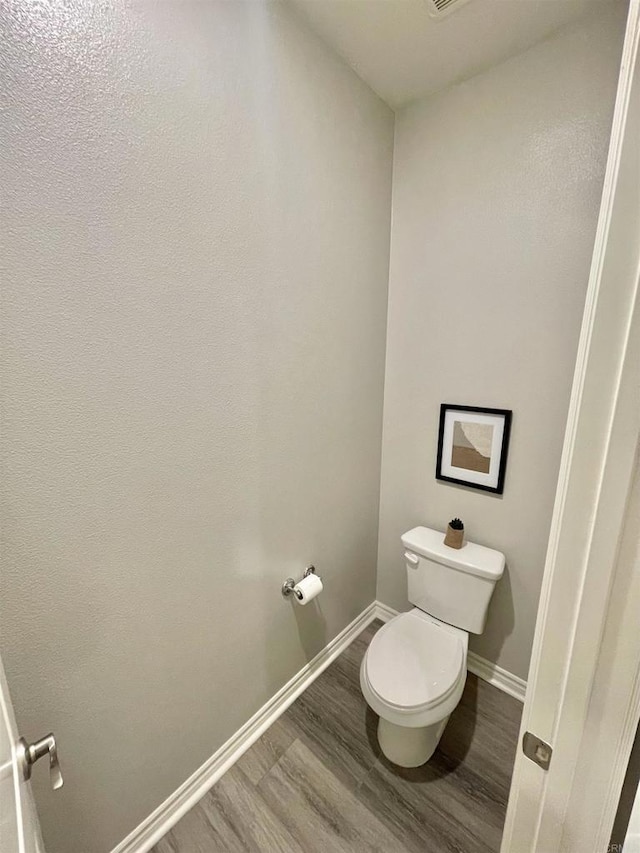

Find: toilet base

[377,715,450,767]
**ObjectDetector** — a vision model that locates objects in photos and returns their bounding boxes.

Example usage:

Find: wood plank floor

[152,620,522,853]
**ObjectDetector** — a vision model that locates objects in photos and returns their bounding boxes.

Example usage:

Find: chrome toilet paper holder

[282,565,320,599]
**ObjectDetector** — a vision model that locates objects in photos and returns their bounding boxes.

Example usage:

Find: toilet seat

[361,609,468,728]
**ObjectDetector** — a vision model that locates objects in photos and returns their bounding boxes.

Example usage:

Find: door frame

[501,2,640,849]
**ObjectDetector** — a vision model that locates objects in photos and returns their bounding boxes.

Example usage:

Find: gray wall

[376,5,627,680]
[0,3,393,851]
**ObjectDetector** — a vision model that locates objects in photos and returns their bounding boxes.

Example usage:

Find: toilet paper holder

[282,565,320,599]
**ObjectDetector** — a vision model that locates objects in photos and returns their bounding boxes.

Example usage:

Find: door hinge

[522,731,552,771]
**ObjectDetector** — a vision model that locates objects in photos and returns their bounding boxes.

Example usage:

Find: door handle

[16,733,63,790]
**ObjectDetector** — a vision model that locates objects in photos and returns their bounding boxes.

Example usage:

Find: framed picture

[436,404,512,494]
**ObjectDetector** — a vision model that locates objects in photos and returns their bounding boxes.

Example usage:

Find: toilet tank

[401,526,505,634]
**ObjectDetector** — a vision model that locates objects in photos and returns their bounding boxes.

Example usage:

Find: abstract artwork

[436,405,512,494]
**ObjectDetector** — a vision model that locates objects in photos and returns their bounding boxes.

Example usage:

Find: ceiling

[287,0,615,107]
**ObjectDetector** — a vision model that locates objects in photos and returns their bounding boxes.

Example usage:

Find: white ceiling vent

[424,0,472,20]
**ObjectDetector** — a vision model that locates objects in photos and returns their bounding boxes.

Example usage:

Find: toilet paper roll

[294,573,323,605]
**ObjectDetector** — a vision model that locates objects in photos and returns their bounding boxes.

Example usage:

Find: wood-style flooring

[152,620,522,853]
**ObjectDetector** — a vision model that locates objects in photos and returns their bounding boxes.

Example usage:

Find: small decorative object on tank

[444,518,464,549]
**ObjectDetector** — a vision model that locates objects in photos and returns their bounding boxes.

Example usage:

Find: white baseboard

[372,600,399,623]
[111,601,380,853]
[466,651,527,702]
[374,602,527,703]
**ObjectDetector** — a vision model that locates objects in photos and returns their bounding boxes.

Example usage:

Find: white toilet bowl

[361,525,504,767]
[360,608,468,767]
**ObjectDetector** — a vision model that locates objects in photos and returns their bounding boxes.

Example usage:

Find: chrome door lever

[17,733,63,790]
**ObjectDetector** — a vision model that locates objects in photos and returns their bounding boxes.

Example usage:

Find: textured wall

[0,2,393,851]
[376,5,626,680]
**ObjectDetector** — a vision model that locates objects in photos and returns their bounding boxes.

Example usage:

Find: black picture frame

[435,404,512,494]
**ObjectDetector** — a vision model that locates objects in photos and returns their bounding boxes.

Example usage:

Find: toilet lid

[366,612,464,710]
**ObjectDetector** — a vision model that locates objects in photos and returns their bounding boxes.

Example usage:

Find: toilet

[361,525,504,767]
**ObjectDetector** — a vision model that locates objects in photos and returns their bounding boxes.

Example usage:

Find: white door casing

[0,653,45,853]
[501,2,640,850]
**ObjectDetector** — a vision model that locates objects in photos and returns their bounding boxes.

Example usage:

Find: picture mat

[440,410,506,489]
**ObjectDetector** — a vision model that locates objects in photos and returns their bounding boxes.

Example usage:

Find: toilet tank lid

[401,526,505,580]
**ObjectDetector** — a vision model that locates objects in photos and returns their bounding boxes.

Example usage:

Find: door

[502,1,640,850]
[0,652,47,853]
